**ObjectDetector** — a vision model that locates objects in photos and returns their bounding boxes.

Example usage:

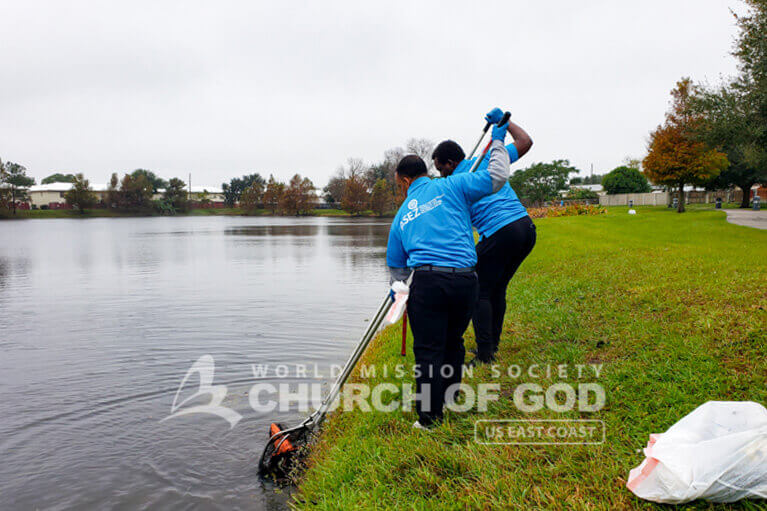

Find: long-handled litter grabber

[465,118,495,161]
[400,310,408,356]
[258,292,393,476]
[468,111,511,174]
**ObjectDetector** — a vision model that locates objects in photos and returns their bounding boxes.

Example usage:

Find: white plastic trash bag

[627,401,767,504]
[383,280,409,326]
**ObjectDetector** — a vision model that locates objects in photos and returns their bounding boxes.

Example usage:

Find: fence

[599,192,669,207]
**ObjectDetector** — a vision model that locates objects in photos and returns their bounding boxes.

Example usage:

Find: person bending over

[386,120,511,429]
[432,107,536,364]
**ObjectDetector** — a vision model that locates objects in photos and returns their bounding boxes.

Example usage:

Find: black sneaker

[412,420,436,431]
[467,355,495,367]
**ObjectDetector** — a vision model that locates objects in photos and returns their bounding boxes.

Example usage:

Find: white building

[27,182,110,208]
[27,182,225,208]
[559,183,605,197]
[176,185,225,203]
[571,184,605,194]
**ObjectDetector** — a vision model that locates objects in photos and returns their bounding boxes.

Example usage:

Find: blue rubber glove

[485,107,503,124]
[491,121,508,141]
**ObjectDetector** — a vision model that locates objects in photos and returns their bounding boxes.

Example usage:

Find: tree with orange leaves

[279,174,315,215]
[643,78,729,212]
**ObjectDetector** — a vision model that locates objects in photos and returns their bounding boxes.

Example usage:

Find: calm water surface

[0,216,391,510]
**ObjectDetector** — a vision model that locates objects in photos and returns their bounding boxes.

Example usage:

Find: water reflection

[0,257,31,293]
[225,224,321,237]
[0,258,9,290]
[0,216,390,510]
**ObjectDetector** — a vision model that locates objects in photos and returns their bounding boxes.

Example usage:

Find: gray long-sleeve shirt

[486,139,511,193]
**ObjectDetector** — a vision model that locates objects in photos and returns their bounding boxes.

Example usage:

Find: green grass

[310,209,352,217]
[294,207,767,510]
[684,202,744,211]
[186,207,245,216]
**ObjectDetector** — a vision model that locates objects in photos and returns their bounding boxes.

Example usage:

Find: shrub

[565,188,600,200]
[602,166,651,194]
[528,204,607,219]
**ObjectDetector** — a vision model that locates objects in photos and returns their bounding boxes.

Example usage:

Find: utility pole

[188,173,192,201]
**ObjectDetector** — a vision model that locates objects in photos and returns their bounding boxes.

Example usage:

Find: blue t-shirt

[386,171,493,269]
[453,143,528,238]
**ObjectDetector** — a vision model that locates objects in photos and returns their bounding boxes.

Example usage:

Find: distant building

[27,182,110,208]
[571,184,604,194]
[27,182,225,209]
[181,186,225,204]
[559,184,605,197]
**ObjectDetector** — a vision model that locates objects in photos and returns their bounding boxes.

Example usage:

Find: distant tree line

[95,170,188,215]
[570,174,604,185]
[225,173,316,215]
[41,173,76,184]
[0,162,195,216]
[505,157,654,203]
[319,138,434,216]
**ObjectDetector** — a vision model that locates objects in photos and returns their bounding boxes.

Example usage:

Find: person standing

[387,119,511,429]
[432,107,536,364]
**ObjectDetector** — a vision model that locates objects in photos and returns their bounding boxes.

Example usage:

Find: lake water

[0,216,391,510]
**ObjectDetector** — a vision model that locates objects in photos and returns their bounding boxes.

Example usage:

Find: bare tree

[406,138,435,172]
[344,157,367,178]
[323,171,346,204]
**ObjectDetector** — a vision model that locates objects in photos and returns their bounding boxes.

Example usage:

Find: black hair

[395,155,428,178]
[431,140,466,165]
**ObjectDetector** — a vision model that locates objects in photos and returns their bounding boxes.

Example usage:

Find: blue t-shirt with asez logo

[387,172,492,269]
[454,143,528,238]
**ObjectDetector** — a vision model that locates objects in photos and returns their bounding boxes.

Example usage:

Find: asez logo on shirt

[399,195,444,230]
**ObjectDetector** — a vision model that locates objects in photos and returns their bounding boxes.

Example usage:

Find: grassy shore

[6,208,388,219]
[295,207,767,510]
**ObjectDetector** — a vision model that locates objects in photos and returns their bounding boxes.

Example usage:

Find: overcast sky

[0,0,744,187]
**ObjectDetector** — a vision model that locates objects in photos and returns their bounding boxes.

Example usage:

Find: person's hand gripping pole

[468,110,511,174]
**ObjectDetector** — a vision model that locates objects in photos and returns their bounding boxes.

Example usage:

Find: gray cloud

[0,0,742,187]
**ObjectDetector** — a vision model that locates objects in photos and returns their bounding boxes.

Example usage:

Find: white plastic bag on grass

[627,401,767,504]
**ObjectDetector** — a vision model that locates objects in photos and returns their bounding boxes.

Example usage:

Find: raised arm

[507,120,533,158]
[452,121,511,203]
[485,107,533,159]
[486,137,511,192]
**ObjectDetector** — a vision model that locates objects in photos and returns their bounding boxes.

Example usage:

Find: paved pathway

[725,209,767,230]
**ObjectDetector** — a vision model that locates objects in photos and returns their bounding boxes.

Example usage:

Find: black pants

[407,271,478,426]
[473,216,536,360]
